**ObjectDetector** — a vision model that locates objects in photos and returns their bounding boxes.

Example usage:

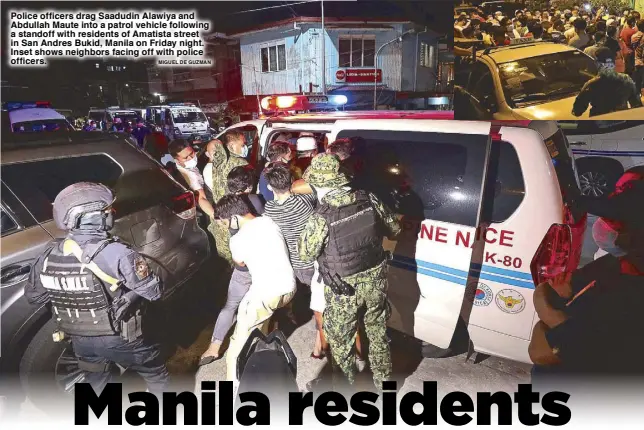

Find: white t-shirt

[176,164,205,192]
[230,216,296,299]
[202,162,214,194]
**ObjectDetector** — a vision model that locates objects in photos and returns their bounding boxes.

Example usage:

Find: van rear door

[334,120,492,349]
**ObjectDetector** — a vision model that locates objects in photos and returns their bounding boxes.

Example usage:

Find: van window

[1,208,18,236]
[1,155,123,223]
[490,142,525,223]
[336,130,488,227]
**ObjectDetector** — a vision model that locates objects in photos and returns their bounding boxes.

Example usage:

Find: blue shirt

[258,171,275,201]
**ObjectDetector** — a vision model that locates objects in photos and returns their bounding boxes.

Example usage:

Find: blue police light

[168,102,196,107]
[4,101,52,111]
[329,95,348,105]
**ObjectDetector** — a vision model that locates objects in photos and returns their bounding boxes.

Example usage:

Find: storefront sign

[335,68,382,83]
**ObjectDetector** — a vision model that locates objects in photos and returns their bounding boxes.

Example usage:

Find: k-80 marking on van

[227,112,586,364]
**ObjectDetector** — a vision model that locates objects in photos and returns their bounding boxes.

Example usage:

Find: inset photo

[454,1,644,119]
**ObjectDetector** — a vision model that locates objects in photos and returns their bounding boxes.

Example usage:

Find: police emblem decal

[473,283,493,307]
[134,256,149,280]
[495,289,526,314]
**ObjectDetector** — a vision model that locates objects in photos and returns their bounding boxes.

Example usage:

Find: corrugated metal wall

[238,23,406,95]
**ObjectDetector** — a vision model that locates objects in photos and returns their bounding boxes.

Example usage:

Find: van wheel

[19,321,80,414]
[577,159,623,198]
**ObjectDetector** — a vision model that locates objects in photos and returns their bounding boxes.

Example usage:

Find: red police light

[276,96,298,109]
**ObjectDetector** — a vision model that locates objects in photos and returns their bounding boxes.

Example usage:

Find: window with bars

[260,43,287,72]
[338,36,376,67]
[419,42,436,68]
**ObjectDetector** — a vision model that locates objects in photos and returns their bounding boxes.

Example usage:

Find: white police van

[558,120,644,198]
[87,106,139,131]
[145,103,211,140]
[223,101,586,364]
[4,101,75,133]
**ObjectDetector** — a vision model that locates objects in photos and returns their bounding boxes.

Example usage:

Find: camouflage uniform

[207,141,248,265]
[298,154,401,389]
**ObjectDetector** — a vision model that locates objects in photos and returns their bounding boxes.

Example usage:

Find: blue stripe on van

[394,254,469,278]
[572,150,644,157]
[390,254,535,290]
[469,263,534,281]
[476,272,536,290]
[389,258,466,286]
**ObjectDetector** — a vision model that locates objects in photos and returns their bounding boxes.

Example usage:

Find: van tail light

[530,206,587,286]
[170,191,196,219]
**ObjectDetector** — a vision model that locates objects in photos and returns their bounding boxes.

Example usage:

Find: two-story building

[225,17,452,111]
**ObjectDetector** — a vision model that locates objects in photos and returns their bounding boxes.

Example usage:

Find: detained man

[199,167,265,366]
[213,194,296,387]
[169,139,215,219]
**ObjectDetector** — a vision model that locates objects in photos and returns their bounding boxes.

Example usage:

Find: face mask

[228,216,240,235]
[240,145,249,158]
[184,158,198,169]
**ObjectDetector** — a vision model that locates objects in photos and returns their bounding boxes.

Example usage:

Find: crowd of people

[455,4,644,98]
[164,131,400,393]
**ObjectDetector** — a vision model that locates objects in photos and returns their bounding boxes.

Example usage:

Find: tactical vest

[316,190,385,283]
[39,238,120,337]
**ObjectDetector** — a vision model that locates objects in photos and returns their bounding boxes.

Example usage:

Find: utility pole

[321,0,326,95]
[373,29,415,110]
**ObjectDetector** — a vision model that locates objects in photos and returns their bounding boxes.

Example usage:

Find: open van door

[333,121,494,350]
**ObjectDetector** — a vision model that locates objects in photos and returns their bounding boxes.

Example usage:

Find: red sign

[335,68,382,83]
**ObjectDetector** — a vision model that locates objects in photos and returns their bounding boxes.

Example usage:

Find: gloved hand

[112,290,143,322]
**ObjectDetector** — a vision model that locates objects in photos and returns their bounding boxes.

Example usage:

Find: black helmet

[53,182,115,231]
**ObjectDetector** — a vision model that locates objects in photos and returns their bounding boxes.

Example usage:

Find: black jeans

[71,335,169,396]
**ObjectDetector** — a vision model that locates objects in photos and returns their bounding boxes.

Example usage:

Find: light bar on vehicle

[4,101,52,111]
[276,96,298,109]
[168,102,196,107]
[329,95,347,105]
[260,94,345,114]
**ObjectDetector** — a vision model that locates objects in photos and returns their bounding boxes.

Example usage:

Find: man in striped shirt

[263,163,317,286]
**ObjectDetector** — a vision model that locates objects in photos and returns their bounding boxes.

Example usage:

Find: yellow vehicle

[456,40,643,120]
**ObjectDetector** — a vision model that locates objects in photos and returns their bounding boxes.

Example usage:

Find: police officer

[298,154,401,392]
[572,47,643,117]
[24,183,169,396]
[206,131,249,266]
